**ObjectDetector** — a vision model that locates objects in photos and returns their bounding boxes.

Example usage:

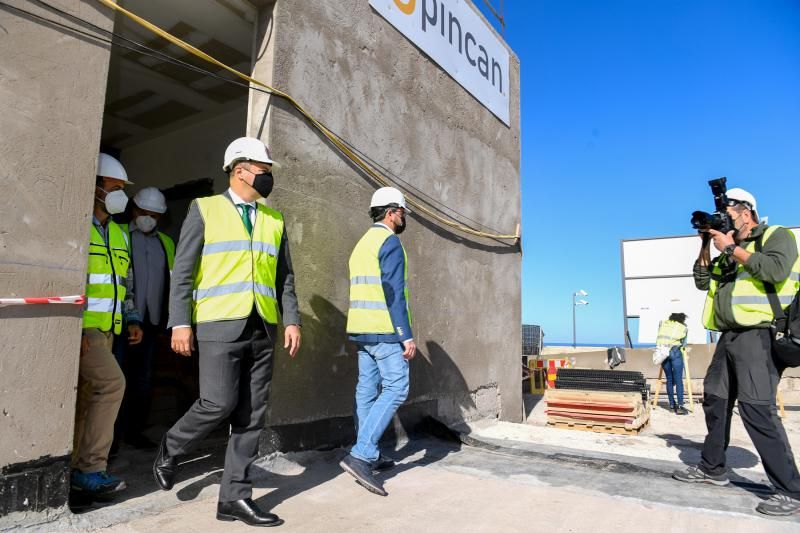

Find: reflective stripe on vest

[656,320,687,346]
[83,221,129,334]
[702,225,800,330]
[346,226,410,334]
[192,195,283,324]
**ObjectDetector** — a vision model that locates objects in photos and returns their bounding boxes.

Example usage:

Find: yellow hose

[94,0,519,242]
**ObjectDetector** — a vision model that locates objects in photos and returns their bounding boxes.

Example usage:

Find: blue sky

[474,0,800,344]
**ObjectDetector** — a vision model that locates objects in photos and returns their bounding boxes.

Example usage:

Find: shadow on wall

[409,341,477,425]
[266,293,481,451]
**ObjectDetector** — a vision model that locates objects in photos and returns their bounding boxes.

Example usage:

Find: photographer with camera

[673,182,800,516]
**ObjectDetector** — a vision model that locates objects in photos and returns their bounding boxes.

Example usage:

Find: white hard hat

[370,187,411,212]
[133,187,167,214]
[727,188,758,219]
[97,153,132,184]
[223,137,275,172]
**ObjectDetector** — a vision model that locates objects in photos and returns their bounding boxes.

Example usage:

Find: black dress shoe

[373,453,396,472]
[339,454,387,496]
[153,434,178,491]
[217,498,284,527]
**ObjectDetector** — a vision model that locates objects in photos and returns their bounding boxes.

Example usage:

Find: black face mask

[394,213,407,234]
[251,171,274,198]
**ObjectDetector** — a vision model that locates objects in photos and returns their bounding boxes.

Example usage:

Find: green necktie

[240,204,253,236]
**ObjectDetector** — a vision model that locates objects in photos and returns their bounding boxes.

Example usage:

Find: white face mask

[134,215,157,233]
[99,188,129,215]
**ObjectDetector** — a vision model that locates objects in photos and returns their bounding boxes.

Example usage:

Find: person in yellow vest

[153,137,300,527]
[114,187,175,450]
[656,313,689,415]
[673,187,800,516]
[340,187,416,497]
[72,153,143,498]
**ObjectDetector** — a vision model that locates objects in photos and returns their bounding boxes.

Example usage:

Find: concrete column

[0,0,114,523]
[250,0,522,451]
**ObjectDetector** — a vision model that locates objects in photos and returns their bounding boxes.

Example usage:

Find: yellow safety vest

[83,221,130,334]
[656,320,687,346]
[122,225,176,271]
[192,195,283,324]
[346,226,411,334]
[703,225,800,330]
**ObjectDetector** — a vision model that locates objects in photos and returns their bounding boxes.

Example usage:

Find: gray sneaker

[756,493,800,516]
[672,465,730,486]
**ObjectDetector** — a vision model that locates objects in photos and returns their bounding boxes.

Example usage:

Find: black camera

[691,177,734,233]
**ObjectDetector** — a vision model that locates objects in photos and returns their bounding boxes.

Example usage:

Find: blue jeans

[350,342,409,463]
[662,346,685,407]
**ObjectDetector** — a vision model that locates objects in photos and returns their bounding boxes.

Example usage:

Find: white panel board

[370,0,510,125]
[625,277,709,344]
[622,227,799,344]
[623,236,713,278]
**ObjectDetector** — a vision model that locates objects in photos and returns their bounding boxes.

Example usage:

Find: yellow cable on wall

[94,0,520,243]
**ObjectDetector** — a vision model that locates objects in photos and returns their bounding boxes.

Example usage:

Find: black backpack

[757,236,800,367]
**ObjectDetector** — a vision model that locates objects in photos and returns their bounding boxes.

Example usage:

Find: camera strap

[755,234,787,321]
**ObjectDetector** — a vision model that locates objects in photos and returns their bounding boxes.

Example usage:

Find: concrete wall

[0,0,114,521]
[249,0,522,437]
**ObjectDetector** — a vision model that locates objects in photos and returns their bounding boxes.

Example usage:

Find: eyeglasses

[725,199,752,209]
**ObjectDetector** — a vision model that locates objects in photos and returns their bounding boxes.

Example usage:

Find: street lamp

[573,290,589,349]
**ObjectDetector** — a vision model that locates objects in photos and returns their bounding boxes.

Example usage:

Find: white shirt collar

[374,222,394,233]
[228,188,256,208]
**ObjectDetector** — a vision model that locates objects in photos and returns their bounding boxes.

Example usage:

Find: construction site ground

[23,394,800,532]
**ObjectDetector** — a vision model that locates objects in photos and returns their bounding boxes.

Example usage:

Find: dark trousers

[165,313,276,501]
[699,329,800,498]
[116,321,159,438]
[662,346,685,407]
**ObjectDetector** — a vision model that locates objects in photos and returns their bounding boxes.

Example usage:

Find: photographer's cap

[727,188,758,219]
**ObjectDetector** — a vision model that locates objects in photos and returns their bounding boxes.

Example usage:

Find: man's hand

[402,339,417,360]
[128,324,144,345]
[171,327,194,357]
[708,229,735,253]
[284,325,301,358]
[697,231,712,266]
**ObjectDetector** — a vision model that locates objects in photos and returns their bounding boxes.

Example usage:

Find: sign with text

[370,0,510,125]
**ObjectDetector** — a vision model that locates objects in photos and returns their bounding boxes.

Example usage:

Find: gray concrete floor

[17,397,800,532]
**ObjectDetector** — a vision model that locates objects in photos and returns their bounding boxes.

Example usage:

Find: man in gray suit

[154,137,301,527]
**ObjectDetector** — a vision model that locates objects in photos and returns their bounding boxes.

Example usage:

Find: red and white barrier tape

[0,295,86,308]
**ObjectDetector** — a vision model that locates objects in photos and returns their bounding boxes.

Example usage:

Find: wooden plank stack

[545,369,651,435]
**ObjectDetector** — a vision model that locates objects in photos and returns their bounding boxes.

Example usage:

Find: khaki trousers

[71,328,125,472]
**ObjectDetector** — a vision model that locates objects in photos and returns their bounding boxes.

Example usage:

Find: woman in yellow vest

[656,313,688,415]
[340,187,416,497]
[673,187,800,516]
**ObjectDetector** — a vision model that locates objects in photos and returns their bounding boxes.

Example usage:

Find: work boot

[672,465,730,486]
[675,405,689,416]
[756,493,800,516]
[339,454,387,496]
